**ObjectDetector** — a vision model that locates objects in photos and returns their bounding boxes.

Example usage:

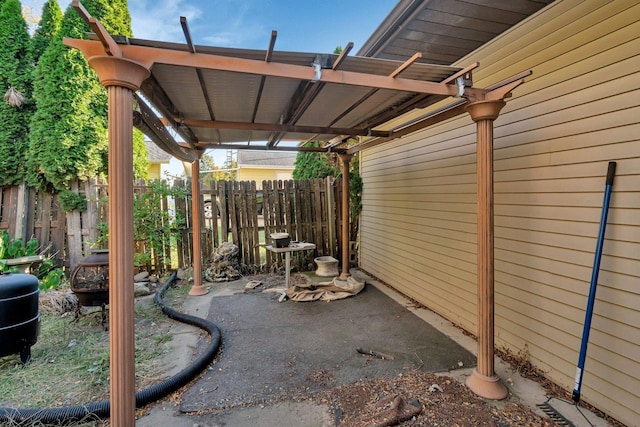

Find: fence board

[15,183,30,242]
[160,184,172,272]
[66,181,83,271]
[1,186,18,237]
[174,179,188,268]
[249,181,260,265]
[85,178,100,247]
[313,179,324,255]
[36,192,52,251]
[219,181,229,243]
[263,180,275,265]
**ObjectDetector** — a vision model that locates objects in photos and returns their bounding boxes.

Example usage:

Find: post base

[466,369,508,400]
[188,285,209,296]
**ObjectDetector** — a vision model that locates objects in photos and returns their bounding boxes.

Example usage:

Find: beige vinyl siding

[359,0,640,425]
[236,168,294,188]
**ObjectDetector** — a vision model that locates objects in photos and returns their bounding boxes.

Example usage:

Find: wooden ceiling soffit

[134,94,198,162]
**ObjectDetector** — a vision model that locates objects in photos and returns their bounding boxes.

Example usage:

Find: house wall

[147,163,162,180]
[237,168,293,189]
[359,1,640,425]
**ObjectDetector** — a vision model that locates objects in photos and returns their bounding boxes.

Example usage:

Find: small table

[4,255,44,274]
[265,242,316,301]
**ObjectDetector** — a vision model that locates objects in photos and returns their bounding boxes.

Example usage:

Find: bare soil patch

[315,370,557,427]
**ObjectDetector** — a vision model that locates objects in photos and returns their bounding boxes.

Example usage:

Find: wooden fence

[0,179,105,273]
[0,177,344,275]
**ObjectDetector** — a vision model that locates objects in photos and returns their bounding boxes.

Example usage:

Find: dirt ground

[163,367,564,427]
[312,370,557,427]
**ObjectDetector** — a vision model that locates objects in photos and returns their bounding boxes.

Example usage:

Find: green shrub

[59,190,87,212]
[0,230,38,260]
[0,230,65,290]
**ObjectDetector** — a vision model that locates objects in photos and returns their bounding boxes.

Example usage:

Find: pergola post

[465,99,509,400]
[88,56,150,424]
[189,157,208,296]
[339,154,352,278]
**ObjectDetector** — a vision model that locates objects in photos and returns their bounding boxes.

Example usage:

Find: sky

[25,0,394,53]
[23,0,397,175]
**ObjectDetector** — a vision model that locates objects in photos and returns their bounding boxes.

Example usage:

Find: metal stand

[265,242,316,302]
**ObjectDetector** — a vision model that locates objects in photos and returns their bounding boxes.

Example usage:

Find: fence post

[14,182,29,242]
[219,181,229,243]
[85,178,101,248]
[66,180,83,272]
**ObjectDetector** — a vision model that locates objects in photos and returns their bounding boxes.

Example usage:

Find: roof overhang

[358,0,555,63]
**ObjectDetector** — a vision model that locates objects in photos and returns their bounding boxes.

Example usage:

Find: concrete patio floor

[136,269,611,427]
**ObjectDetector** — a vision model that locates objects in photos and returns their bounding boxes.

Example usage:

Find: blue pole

[572,161,616,404]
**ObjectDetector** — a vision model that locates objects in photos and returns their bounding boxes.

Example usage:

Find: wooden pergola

[65,2,529,424]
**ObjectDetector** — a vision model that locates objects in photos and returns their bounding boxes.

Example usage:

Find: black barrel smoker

[0,273,40,364]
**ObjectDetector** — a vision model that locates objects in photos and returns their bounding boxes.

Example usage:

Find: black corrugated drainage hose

[0,271,221,425]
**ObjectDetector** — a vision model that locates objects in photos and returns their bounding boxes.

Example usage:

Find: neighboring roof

[358,0,555,64]
[237,151,297,168]
[144,139,171,163]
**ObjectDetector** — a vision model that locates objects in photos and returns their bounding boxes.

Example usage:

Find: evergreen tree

[27,0,146,191]
[30,0,62,64]
[132,129,149,180]
[292,142,340,179]
[0,0,33,185]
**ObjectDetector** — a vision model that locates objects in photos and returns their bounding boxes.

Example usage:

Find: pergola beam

[178,118,390,138]
[193,142,348,153]
[134,94,198,162]
[180,16,196,53]
[347,100,468,154]
[345,62,477,135]
[441,61,478,85]
[139,75,199,147]
[324,50,448,142]
[63,39,462,97]
[332,42,353,69]
[389,52,421,78]
[251,31,278,123]
[71,1,121,58]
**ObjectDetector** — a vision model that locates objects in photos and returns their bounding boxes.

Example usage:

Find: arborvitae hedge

[0,0,33,185]
[27,0,147,191]
[30,0,62,65]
